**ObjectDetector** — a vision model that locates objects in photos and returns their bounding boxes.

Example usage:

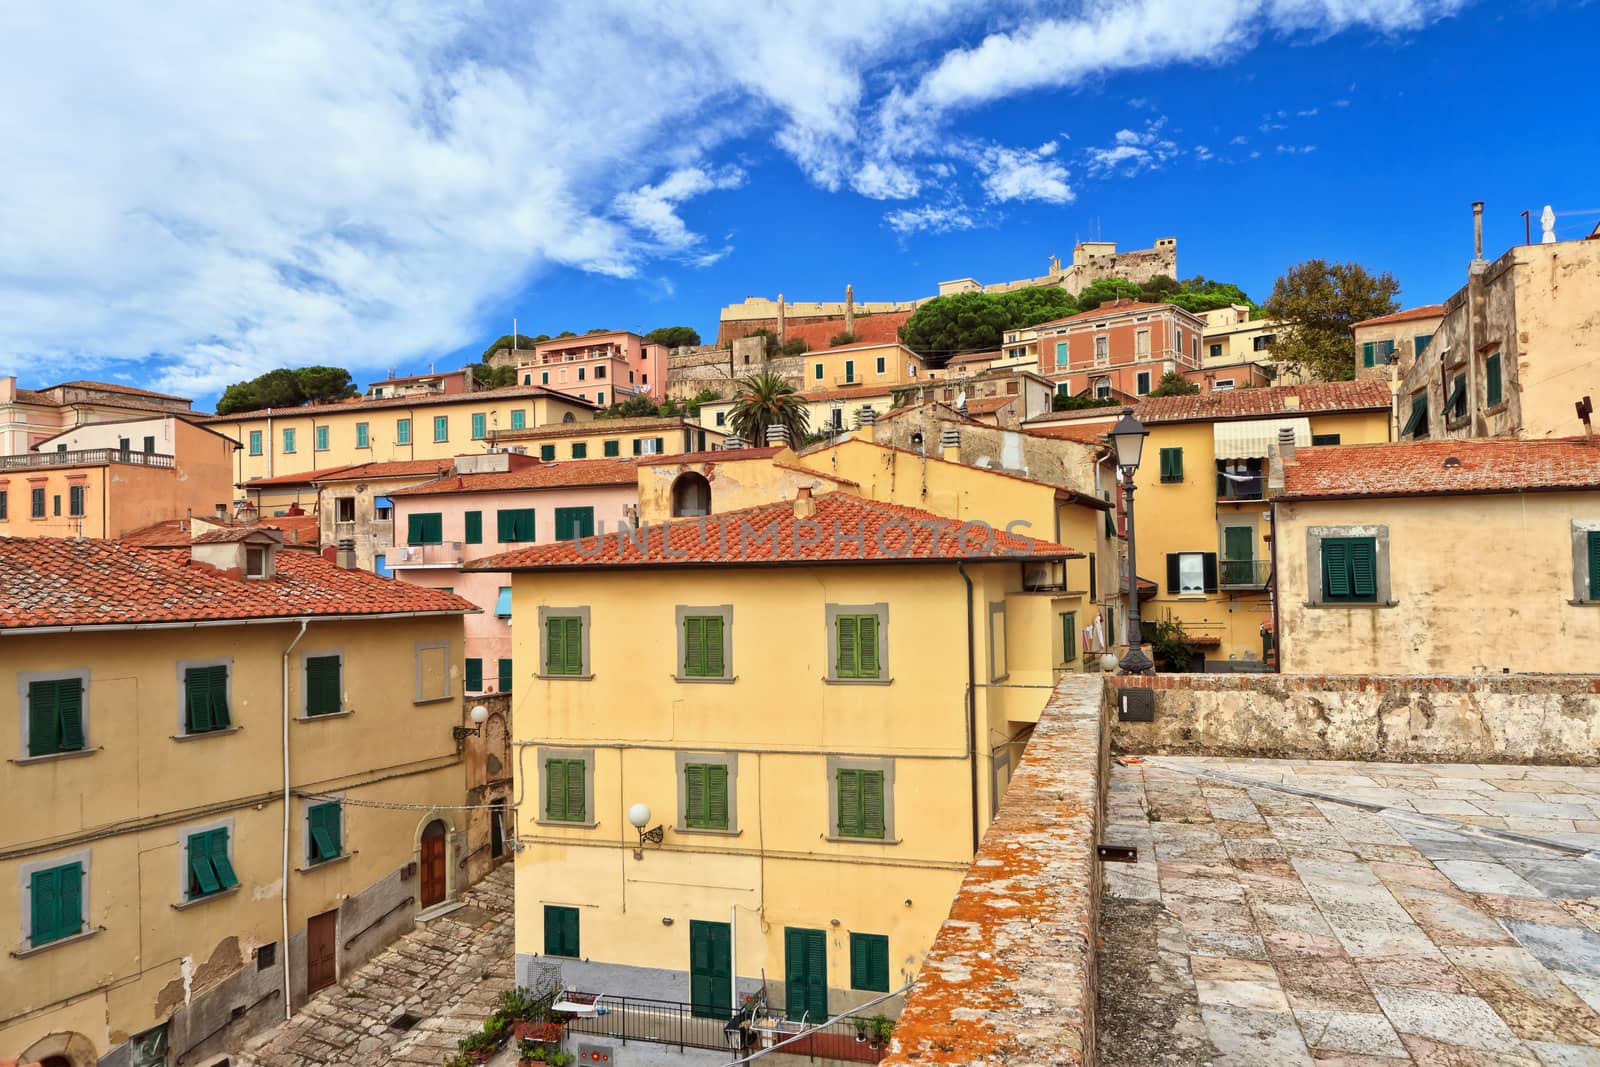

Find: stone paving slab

[1100,757,1600,1066]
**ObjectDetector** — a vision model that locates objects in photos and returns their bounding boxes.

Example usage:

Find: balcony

[388,542,464,568]
[0,448,175,472]
[1218,558,1271,589]
[1216,469,1265,501]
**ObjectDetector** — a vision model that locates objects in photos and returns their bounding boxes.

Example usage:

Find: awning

[495,587,512,618]
[374,495,393,509]
[1212,417,1311,460]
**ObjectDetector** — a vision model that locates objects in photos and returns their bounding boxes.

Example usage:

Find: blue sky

[2,1,1596,410]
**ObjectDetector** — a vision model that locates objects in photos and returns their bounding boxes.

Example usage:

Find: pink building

[516,330,668,407]
[386,452,639,695]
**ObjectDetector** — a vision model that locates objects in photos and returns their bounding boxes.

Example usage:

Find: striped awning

[1213,417,1311,460]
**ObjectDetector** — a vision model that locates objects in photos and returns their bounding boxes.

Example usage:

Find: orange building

[517,330,669,405]
[1032,299,1207,401]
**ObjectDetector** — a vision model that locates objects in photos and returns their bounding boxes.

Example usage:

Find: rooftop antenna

[1578,396,1594,445]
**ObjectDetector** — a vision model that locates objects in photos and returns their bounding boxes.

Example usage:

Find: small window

[1209,343,1222,359]
[1095,335,1109,359]
[433,416,449,443]
[407,512,444,544]
[0,490,8,521]
[28,861,85,947]
[604,440,620,458]
[336,497,356,523]
[683,763,730,829]
[681,615,727,678]
[544,759,587,821]
[596,364,606,379]
[1311,433,1341,447]
[183,664,231,734]
[304,655,342,716]
[850,933,890,992]
[1158,447,1183,483]
[875,356,886,374]
[1054,341,1067,367]
[833,613,882,680]
[465,510,483,545]
[465,657,484,692]
[572,442,587,459]
[843,360,855,383]
[541,372,549,385]
[715,411,726,427]
[543,614,586,676]
[1486,352,1503,407]
[68,485,85,518]
[30,487,44,519]
[249,430,263,456]
[1446,373,1468,420]
[143,435,157,453]
[26,677,86,758]
[814,363,824,381]
[544,904,580,957]
[185,827,238,900]
[1166,552,1216,595]
[356,422,370,449]
[1060,611,1077,664]
[511,410,527,430]
[314,425,329,452]
[540,444,556,461]
[1401,393,1429,438]
[498,658,513,692]
[1321,536,1379,603]
[1254,334,1275,351]
[282,428,296,453]
[396,418,412,445]
[1378,339,1396,363]
[1136,371,1151,395]
[577,367,586,381]
[1214,379,1235,391]
[307,801,342,864]
[497,508,536,543]
[554,507,595,541]
[471,413,487,440]
[835,768,885,838]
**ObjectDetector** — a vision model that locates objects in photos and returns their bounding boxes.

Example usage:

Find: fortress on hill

[716,236,1178,343]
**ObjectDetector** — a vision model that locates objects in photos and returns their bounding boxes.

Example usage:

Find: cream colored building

[0,534,477,1066]
[1352,305,1444,381]
[0,378,198,457]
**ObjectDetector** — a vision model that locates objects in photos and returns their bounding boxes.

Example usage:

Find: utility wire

[715,982,914,1066]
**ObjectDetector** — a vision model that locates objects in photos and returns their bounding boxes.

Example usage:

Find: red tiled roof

[200,382,598,424]
[490,416,700,442]
[1279,438,1600,500]
[471,492,1079,571]
[796,384,897,404]
[0,538,476,631]
[119,514,324,548]
[192,527,277,544]
[1035,300,1177,329]
[871,400,986,426]
[1132,380,1392,424]
[636,446,784,467]
[388,458,639,496]
[1351,304,1446,330]
[1025,422,1113,445]
[244,464,360,488]
[118,519,194,547]
[772,461,859,488]
[945,349,1002,365]
[39,380,193,401]
[313,459,458,483]
[964,395,1018,415]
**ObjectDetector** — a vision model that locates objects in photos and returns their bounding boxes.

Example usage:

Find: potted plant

[853,1017,869,1043]
[869,1014,894,1048]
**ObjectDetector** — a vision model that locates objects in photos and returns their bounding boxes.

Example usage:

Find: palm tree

[728,372,809,447]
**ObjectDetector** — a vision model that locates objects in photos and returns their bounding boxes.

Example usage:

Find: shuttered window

[464,510,483,545]
[836,768,886,838]
[407,512,443,544]
[544,759,586,822]
[784,928,828,1022]
[495,587,512,617]
[1415,332,1433,357]
[433,416,449,442]
[849,933,890,992]
[1401,393,1429,438]
[1446,374,1468,419]
[682,615,726,678]
[510,410,526,430]
[304,656,342,716]
[314,425,329,452]
[1159,447,1183,483]
[183,665,231,733]
[27,677,85,756]
[471,413,487,440]
[307,802,342,864]
[497,508,536,543]
[1061,611,1077,664]
[540,444,556,461]
[554,507,595,541]
[465,658,483,692]
[544,905,580,957]
[186,828,238,899]
[1588,531,1600,602]
[498,658,514,692]
[572,442,588,459]
[1361,341,1375,367]
[834,614,881,679]
[683,763,730,829]
[29,862,84,946]
[1486,352,1503,407]
[249,430,262,456]
[1321,537,1379,603]
[282,428,296,453]
[604,440,620,457]
[356,422,370,448]
[544,616,584,675]
[396,418,412,444]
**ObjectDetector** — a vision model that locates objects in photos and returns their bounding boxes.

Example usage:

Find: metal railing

[0,448,175,471]
[1218,558,1271,589]
[563,993,888,1063]
[389,541,465,566]
[1216,473,1264,501]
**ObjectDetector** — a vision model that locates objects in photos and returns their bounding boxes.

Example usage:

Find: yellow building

[477,492,1081,1023]
[0,532,478,1066]
[202,384,599,487]
[487,415,725,463]
[1199,304,1281,368]
[1272,438,1600,674]
[698,386,899,440]
[1351,305,1444,381]
[797,342,931,392]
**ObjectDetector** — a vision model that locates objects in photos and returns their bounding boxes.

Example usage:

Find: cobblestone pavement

[1101,757,1600,1066]
[240,864,514,1067]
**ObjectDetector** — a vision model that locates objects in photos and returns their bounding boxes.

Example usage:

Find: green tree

[728,372,808,446]
[586,327,610,334]
[479,333,544,360]
[828,331,858,347]
[1264,259,1401,381]
[898,291,1013,357]
[1073,278,1146,312]
[645,326,701,348]
[598,394,660,419]
[292,366,358,404]
[217,366,361,415]
[994,286,1078,327]
[555,331,577,338]
[471,363,518,389]
[1051,393,1119,412]
[1147,371,1200,397]
[684,388,722,417]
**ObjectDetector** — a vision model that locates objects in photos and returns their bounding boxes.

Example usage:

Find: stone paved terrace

[239,863,514,1067]
[1100,756,1600,1066]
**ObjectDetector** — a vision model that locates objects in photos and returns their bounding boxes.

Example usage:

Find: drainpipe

[957,563,980,856]
[1268,502,1282,674]
[281,618,309,1020]
[729,903,737,1016]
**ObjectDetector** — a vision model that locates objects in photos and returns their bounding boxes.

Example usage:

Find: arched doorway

[490,799,506,861]
[21,1031,99,1067]
[42,1057,73,1067]
[420,819,449,908]
[562,411,577,423]
[672,473,711,518]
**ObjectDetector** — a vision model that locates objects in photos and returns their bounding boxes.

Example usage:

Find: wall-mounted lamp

[629,803,664,860]
[452,704,489,752]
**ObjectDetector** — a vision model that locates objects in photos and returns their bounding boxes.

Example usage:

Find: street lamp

[1108,407,1154,675]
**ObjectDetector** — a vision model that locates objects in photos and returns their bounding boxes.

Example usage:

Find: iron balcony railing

[389,541,465,567]
[0,448,175,471]
[562,992,888,1063]
[1219,558,1271,589]
[1216,473,1265,501]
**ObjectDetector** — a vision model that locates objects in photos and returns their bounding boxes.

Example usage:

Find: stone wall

[465,692,514,886]
[665,345,735,401]
[884,675,1107,1067]
[1111,673,1600,764]
[874,405,1102,493]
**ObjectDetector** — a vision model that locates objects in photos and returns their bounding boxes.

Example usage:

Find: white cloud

[1333,98,1352,106]
[1275,143,1318,153]
[1085,118,1180,177]
[1229,135,1249,145]
[852,159,923,199]
[1297,107,1320,116]
[613,166,746,252]
[973,144,1074,204]
[883,203,976,236]
[1194,144,1215,161]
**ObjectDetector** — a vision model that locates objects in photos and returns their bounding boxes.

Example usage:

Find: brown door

[420,820,448,907]
[306,909,338,996]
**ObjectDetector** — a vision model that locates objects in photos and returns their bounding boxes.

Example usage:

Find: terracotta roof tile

[636,446,784,467]
[1351,304,1446,330]
[471,492,1078,571]
[1035,300,1184,329]
[964,395,1018,415]
[0,538,475,630]
[200,382,596,424]
[771,462,859,487]
[1280,438,1600,500]
[38,380,193,401]
[490,416,699,442]
[117,519,195,547]
[795,384,898,404]
[945,349,1002,365]
[388,458,639,496]
[1024,422,1112,445]
[243,459,454,488]
[1130,380,1391,424]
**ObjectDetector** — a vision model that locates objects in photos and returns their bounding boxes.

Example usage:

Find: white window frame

[1176,552,1207,596]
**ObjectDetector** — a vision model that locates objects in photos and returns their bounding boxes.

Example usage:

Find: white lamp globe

[1099,653,1120,672]
[470,704,489,725]
[628,803,652,829]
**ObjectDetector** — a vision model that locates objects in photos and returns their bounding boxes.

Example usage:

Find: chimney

[793,485,815,519]
[1471,201,1488,274]
[940,427,961,463]
[336,537,357,569]
[1282,395,1300,410]
[215,503,228,520]
[857,407,876,443]
[723,435,743,450]
[1277,426,1296,462]
[765,425,790,448]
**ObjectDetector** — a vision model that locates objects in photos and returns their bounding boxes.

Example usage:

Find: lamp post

[1109,408,1154,675]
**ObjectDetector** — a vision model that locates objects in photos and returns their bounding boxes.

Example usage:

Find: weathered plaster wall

[1111,673,1600,764]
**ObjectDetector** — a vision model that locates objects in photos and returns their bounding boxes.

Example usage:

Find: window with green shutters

[833,614,881,679]
[283,428,296,453]
[875,356,886,374]
[1321,537,1379,603]
[249,430,263,456]
[465,658,483,692]
[604,440,620,457]
[471,413,487,439]
[540,444,556,461]
[849,933,890,992]
[433,415,449,442]
[397,417,411,444]
[498,658,513,692]
[183,665,231,734]
[307,802,342,864]
[1588,531,1600,601]
[304,655,342,716]
[683,763,729,829]
[1486,352,1503,407]
[510,409,526,430]
[185,827,238,899]
[1060,611,1077,664]
[315,425,329,452]
[27,677,86,757]
[555,506,595,541]
[464,510,483,545]
[544,758,586,822]
[544,615,584,675]
[571,442,587,459]
[544,905,580,957]
[497,508,536,542]
[1446,373,1468,420]
[1400,393,1429,438]
[682,615,726,678]
[784,928,828,1022]
[1362,341,1375,367]
[814,363,823,381]
[1159,447,1183,483]
[407,512,443,544]
[1415,332,1433,357]
[836,768,886,838]
[356,422,370,448]
[29,862,84,947]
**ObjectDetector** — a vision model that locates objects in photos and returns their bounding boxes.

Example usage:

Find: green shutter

[684,616,705,676]
[565,758,585,822]
[1349,541,1377,597]
[310,803,341,862]
[1322,540,1351,599]
[784,928,828,1022]
[1061,612,1077,663]
[546,617,565,674]
[850,933,889,992]
[706,764,728,829]
[1415,333,1433,357]
[497,509,535,542]
[29,680,59,756]
[838,768,862,836]
[397,418,411,444]
[555,507,595,541]
[562,617,583,674]
[861,771,885,837]
[306,656,341,715]
[1362,341,1374,367]
[703,616,725,677]
[498,658,513,692]
[685,763,706,826]
[465,658,483,691]
[188,832,221,896]
[30,867,59,945]
[855,615,879,678]
[604,440,619,457]
[1589,532,1600,601]
[572,442,587,459]
[654,437,665,454]
[545,905,580,957]
[356,422,369,448]
[540,444,555,461]
[835,616,858,678]
[1486,352,1503,407]
[185,666,229,733]
[408,513,445,544]
[464,511,482,545]
[1158,447,1183,482]
[210,829,238,888]
[55,679,85,752]
[472,413,486,439]
[545,759,567,820]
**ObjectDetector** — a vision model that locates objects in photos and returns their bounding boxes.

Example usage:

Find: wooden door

[784,927,827,1022]
[420,822,448,907]
[306,909,338,996]
[689,920,732,1019]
